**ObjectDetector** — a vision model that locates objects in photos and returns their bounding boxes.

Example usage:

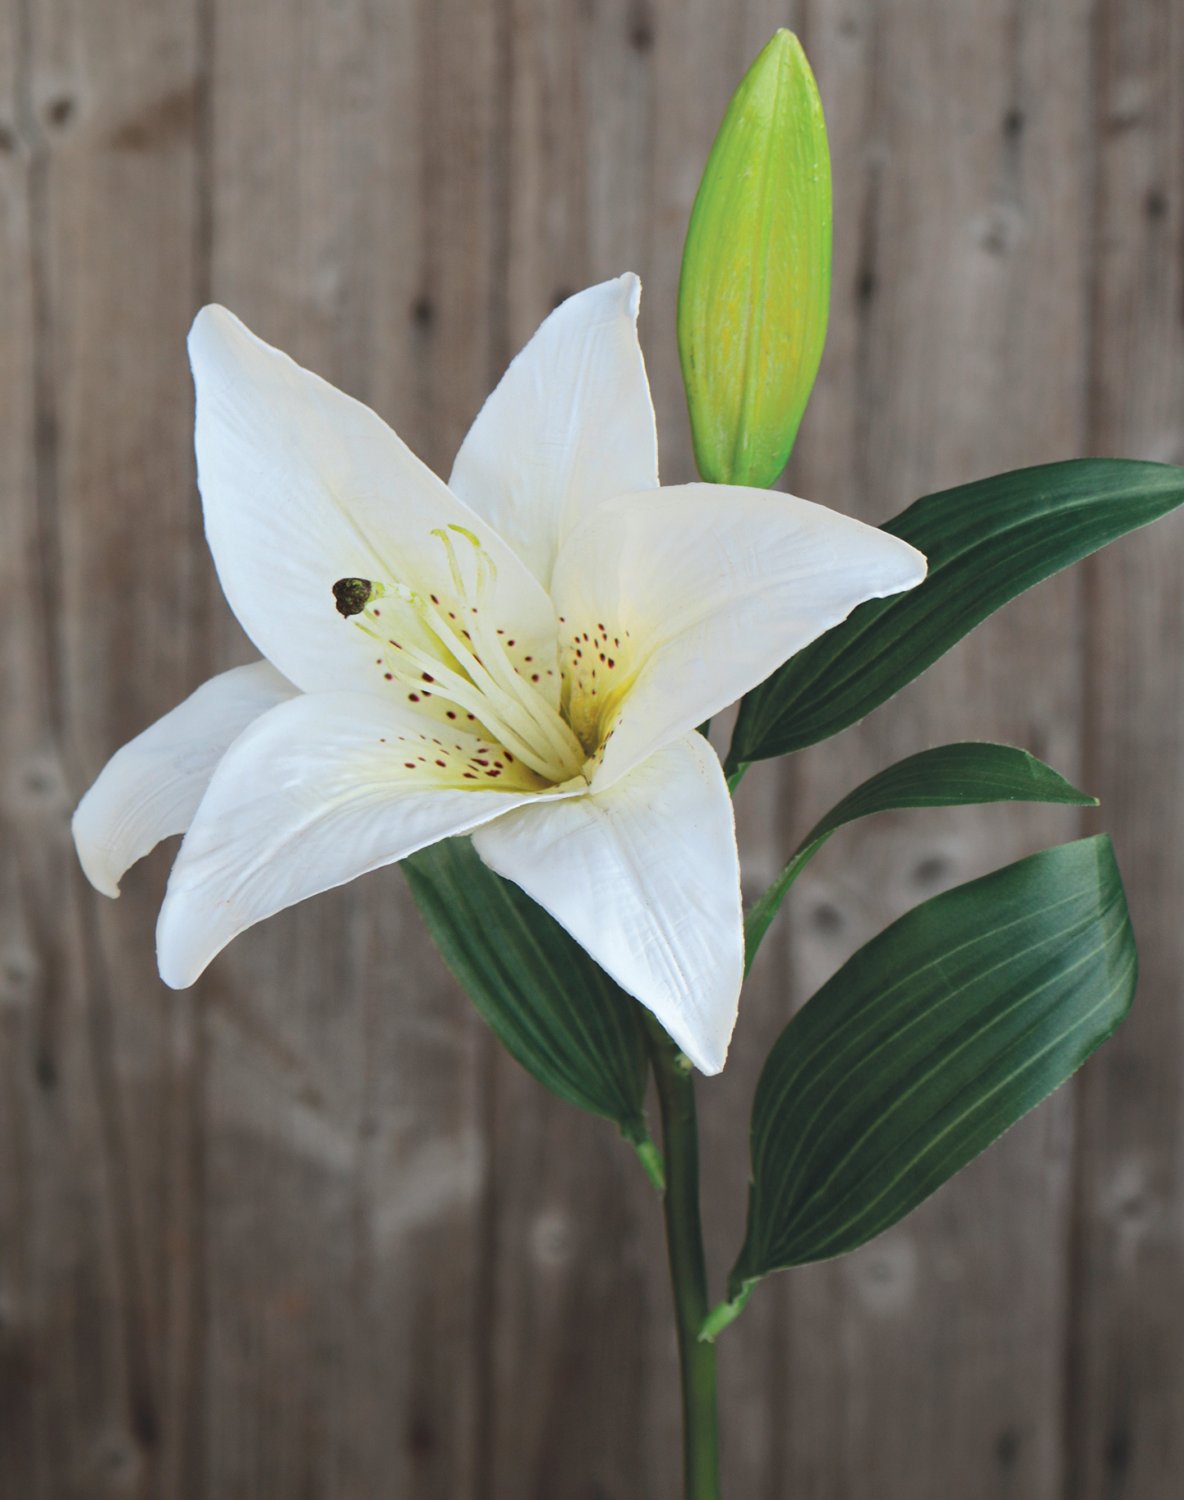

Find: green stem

[645,1017,722,1500]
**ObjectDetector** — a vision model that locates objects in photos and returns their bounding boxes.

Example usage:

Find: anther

[333,578,374,617]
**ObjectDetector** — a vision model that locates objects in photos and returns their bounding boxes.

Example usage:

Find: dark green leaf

[404,839,653,1148]
[730,836,1135,1292]
[728,459,1184,769]
[746,742,1096,964]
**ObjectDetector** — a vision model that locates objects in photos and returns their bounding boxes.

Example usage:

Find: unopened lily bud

[678,30,831,489]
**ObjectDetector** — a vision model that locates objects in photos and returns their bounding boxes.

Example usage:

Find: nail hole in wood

[46,95,75,128]
[913,853,951,886]
[1002,107,1025,139]
[812,901,844,935]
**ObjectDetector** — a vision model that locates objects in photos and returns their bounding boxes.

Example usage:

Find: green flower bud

[678,30,832,489]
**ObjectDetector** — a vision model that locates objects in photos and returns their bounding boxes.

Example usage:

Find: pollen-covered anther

[332,577,375,617]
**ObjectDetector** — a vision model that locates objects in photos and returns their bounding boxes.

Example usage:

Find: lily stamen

[384,633,565,782]
[341,549,588,785]
[463,606,586,766]
[411,596,584,780]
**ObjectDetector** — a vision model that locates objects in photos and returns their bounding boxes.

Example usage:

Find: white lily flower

[72,275,925,1074]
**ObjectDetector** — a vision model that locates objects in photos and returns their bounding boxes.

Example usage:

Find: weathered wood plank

[648,9,833,1493]
[3,1,1184,1496]
[1066,3,1184,1496]
[726,3,1095,1496]
[0,6,51,1498]
[482,5,666,1493]
[2,3,205,1498]
[197,2,506,1496]
[478,6,805,1496]
[55,10,209,1485]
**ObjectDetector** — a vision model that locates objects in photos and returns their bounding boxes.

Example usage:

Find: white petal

[448,276,659,589]
[156,691,545,988]
[72,661,297,897]
[190,306,558,695]
[471,733,742,1074]
[550,484,927,786]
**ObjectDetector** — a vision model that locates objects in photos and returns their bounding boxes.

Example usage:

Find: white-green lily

[72,276,925,1074]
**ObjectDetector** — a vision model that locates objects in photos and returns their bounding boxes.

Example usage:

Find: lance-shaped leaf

[727,836,1135,1301]
[745,742,1096,964]
[678,29,831,487]
[727,459,1184,770]
[404,838,656,1158]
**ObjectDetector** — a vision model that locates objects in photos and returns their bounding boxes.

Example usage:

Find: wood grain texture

[1,2,1181,1497]
[738,5,1092,1497]
[1066,2,1184,1497]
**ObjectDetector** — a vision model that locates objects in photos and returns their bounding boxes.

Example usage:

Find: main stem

[646,1019,722,1500]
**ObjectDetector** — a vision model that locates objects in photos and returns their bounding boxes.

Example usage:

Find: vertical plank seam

[193,0,214,313]
[766,3,813,1492]
[850,15,884,526]
[636,13,661,1490]
[78,899,164,1459]
[185,0,216,672]
[473,6,518,1496]
[13,3,165,1484]
[11,0,69,1244]
[485,0,514,394]
[1059,1,1107,1496]
[13,0,65,752]
[177,5,216,1494]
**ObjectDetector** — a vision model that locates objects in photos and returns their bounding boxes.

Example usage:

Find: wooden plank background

[1,1,1181,1496]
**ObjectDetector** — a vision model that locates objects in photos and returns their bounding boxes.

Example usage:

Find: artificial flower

[73,276,924,1073]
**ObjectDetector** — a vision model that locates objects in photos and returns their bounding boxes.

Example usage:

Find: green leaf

[728,459,1184,769]
[404,839,653,1151]
[746,742,1096,965]
[678,29,831,487]
[730,835,1135,1293]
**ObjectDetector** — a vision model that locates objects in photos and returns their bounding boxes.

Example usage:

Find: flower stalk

[646,1015,722,1500]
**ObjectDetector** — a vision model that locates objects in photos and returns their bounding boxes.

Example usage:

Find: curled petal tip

[155,904,202,992]
[71,828,122,900]
[187,301,235,349]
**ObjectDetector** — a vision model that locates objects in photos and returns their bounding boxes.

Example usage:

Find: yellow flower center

[334,527,591,787]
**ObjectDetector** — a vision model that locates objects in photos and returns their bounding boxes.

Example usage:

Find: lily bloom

[72,276,924,1073]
